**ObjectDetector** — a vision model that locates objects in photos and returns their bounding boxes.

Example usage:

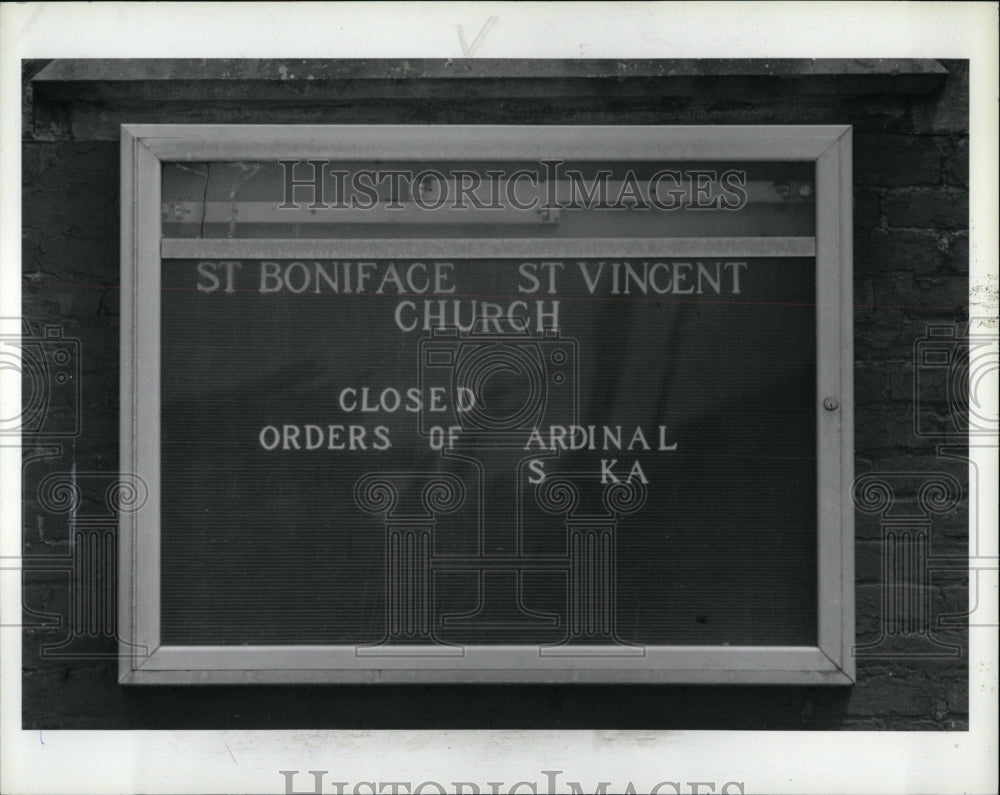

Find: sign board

[120,125,853,683]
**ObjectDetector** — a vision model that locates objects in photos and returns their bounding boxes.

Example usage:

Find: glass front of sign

[121,126,853,683]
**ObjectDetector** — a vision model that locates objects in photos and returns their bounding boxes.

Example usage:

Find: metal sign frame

[120,124,854,684]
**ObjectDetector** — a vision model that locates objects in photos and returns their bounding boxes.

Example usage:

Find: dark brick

[944,232,969,275]
[854,510,885,543]
[882,272,968,312]
[854,361,919,405]
[23,658,124,724]
[855,135,945,186]
[885,364,918,403]
[855,581,968,639]
[854,276,876,310]
[929,584,970,624]
[854,188,882,231]
[854,308,956,362]
[854,451,948,474]
[839,717,887,730]
[855,405,947,450]
[853,365,887,404]
[857,229,943,279]
[930,532,972,564]
[943,136,969,187]
[847,673,932,716]
[885,716,967,730]
[911,60,969,134]
[883,188,968,230]
[854,589,882,642]
[857,658,967,681]
[855,540,886,582]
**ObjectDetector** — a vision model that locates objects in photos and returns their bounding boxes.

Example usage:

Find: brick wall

[20,59,969,729]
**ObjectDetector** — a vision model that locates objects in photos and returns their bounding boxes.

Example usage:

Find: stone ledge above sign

[25,58,947,141]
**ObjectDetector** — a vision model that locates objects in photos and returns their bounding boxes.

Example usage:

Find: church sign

[119,125,854,684]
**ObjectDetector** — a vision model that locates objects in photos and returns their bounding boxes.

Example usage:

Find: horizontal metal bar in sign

[163,201,562,226]
[134,124,850,161]
[159,181,814,227]
[120,644,854,684]
[161,236,816,260]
